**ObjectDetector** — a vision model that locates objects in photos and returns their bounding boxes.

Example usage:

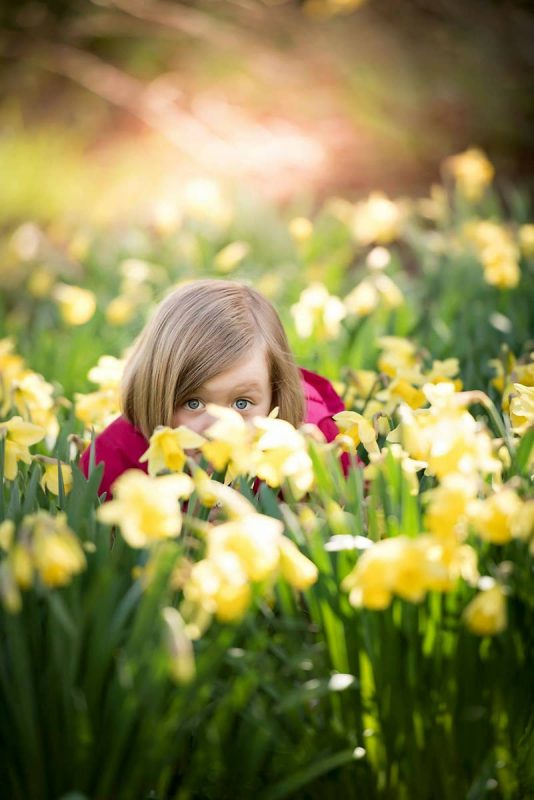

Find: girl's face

[172,349,272,434]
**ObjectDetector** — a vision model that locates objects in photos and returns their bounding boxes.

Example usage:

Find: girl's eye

[184,398,204,411]
[233,398,252,411]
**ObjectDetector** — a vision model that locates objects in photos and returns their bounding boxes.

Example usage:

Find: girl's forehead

[201,350,270,394]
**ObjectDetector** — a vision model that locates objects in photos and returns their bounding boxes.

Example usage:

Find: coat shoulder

[300,367,345,420]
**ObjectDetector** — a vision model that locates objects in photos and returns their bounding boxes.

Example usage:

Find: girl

[80,279,349,498]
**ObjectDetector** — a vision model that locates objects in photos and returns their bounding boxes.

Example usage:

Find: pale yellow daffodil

[333,410,379,455]
[140,426,206,476]
[97,470,194,548]
[463,582,507,636]
[1,416,46,480]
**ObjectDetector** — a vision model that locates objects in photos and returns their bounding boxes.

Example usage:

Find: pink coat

[80,367,348,499]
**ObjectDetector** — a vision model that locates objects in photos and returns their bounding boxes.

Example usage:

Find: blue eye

[184,398,203,411]
[234,398,251,411]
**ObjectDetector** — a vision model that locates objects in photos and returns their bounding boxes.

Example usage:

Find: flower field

[1,148,533,799]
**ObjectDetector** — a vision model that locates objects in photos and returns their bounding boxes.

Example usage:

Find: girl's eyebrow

[229,382,264,394]
[199,381,264,397]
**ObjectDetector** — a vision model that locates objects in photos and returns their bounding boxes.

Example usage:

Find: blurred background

[1,0,533,222]
[1,0,533,403]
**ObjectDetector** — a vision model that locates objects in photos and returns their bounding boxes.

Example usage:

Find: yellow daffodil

[10,544,34,588]
[208,513,284,582]
[87,355,125,389]
[424,474,478,540]
[13,370,54,417]
[106,295,137,326]
[140,426,206,476]
[39,460,73,496]
[343,536,432,610]
[387,378,427,410]
[392,384,501,479]
[509,383,534,433]
[463,220,520,289]
[53,283,97,326]
[0,520,15,550]
[0,416,46,480]
[352,192,402,245]
[333,410,379,455]
[512,500,534,553]
[278,537,318,590]
[97,470,194,548]
[421,537,479,592]
[201,404,257,476]
[214,241,250,273]
[288,217,313,242]
[444,148,494,201]
[290,283,347,340]
[467,488,524,545]
[463,582,507,636]
[342,540,394,609]
[31,513,86,588]
[519,223,534,258]
[184,552,251,622]
[0,338,26,415]
[253,417,315,498]
[377,336,419,378]
[344,280,379,317]
[74,389,120,432]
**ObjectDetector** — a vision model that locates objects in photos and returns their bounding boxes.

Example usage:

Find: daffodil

[519,223,534,258]
[214,241,250,273]
[509,383,534,433]
[377,336,419,378]
[463,582,507,636]
[184,552,251,622]
[0,520,15,550]
[343,537,412,609]
[391,384,501,480]
[444,148,494,201]
[288,217,313,242]
[87,355,125,389]
[74,389,120,432]
[333,410,379,455]
[208,513,284,582]
[253,417,315,498]
[290,283,346,340]
[31,513,86,588]
[463,220,520,289]
[278,537,318,590]
[467,488,524,545]
[0,416,46,480]
[53,283,96,325]
[424,474,477,540]
[106,295,137,326]
[97,470,194,548]
[140,426,206,476]
[344,534,456,609]
[0,338,26,416]
[39,459,73,496]
[201,404,257,477]
[352,192,402,245]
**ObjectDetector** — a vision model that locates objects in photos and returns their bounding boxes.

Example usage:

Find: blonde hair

[121,279,305,438]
